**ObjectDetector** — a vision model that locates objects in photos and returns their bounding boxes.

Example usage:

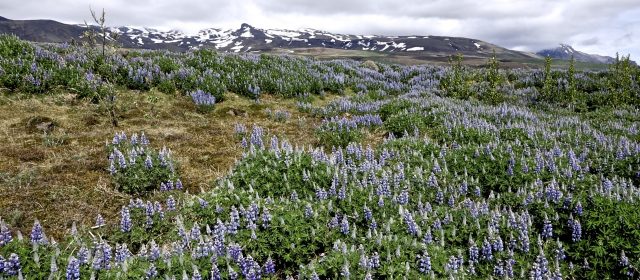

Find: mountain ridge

[0,16,541,62]
[536,44,618,64]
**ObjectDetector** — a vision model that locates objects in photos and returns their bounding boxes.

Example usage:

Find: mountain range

[536,44,616,64]
[0,16,619,65]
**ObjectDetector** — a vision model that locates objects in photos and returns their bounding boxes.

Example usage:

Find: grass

[0,89,344,239]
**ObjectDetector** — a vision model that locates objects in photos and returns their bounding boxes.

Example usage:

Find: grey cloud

[580,37,599,46]
[0,0,638,58]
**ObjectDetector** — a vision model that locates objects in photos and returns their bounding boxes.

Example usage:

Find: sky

[1,0,639,58]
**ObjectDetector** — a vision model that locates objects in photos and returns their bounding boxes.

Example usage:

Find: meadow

[0,34,639,279]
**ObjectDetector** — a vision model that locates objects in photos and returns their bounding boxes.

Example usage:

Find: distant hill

[536,44,617,64]
[0,16,539,62]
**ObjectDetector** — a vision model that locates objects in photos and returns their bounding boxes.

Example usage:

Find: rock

[24,116,57,133]
[362,60,379,72]
[36,122,55,133]
[227,110,236,116]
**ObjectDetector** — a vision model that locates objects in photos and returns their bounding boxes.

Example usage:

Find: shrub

[384,110,435,137]
[190,89,216,113]
[316,118,363,148]
[107,132,179,194]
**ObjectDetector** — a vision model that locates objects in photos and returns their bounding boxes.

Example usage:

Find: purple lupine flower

[198,198,208,209]
[542,216,553,239]
[144,155,153,169]
[368,251,380,269]
[261,208,271,229]
[519,229,530,253]
[620,251,630,267]
[167,195,176,211]
[0,220,13,246]
[109,159,116,174]
[5,253,21,276]
[445,255,460,274]
[95,214,105,228]
[448,195,455,207]
[505,252,515,278]
[432,218,442,230]
[423,227,433,244]
[340,216,350,235]
[403,212,419,236]
[145,264,157,279]
[120,207,132,232]
[315,187,327,200]
[78,246,89,264]
[481,238,493,261]
[190,222,201,241]
[468,239,479,263]
[190,90,216,106]
[358,252,369,269]
[397,188,409,205]
[30,219,45,245]
[337,186,347,200]
[175,179,183,190]
[459,181,468,194]
[211,264,222,280]
[310,270,320,280]
[554,239,566,261]
[571,219,582,242]
[530,253,549,280]
[489,260,502,278]
[370,218,377,230]
[341,262,351,279]
[228,243,243,262]
[140,132,149,146]
[428,172,438,187]
[115,148,127,169]
[574,201,583,216]
[149,241,160,261]
[263,257,275,275]
[192,265,202,280]
[492,236,504,252]
[115,243,131,263]
[418,251,432,274]
[154,201,164,219]
[363,205,372,221]
[304,205,314,219]
[92,241,112,271]
[66,256,80,280]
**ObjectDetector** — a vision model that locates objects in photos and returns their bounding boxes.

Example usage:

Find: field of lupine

[0,33,639,279]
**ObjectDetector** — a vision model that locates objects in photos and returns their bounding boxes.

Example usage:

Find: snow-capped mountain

[536,44,616,64]
[0,16,537,60]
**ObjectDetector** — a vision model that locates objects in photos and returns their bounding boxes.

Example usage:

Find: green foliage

[540,56,556,102]
[479,53,505,105]
[441,54,472,99]
[571,196,640,279]
[316,124,363,148]
[608,53,639,105]
[228,148,333,198]
[156,78,177,94]
[566,56,578,104]
[379,99,413,121]
[383,110,434,137]
[108,133,178,194]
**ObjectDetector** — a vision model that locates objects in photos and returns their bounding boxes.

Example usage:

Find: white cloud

[1,0,638,58]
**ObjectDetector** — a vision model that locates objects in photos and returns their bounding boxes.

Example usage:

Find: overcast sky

[2,0,638,58]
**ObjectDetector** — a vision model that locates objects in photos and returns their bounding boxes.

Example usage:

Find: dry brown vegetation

[0,89,353,238]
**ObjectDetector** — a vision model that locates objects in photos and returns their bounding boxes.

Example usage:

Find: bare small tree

[83,7,120,58]
[83,7,120,127]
